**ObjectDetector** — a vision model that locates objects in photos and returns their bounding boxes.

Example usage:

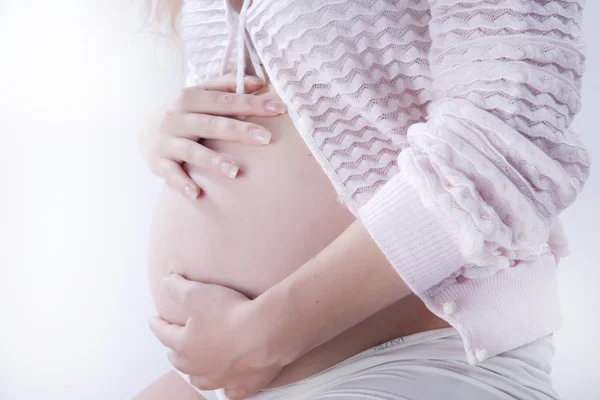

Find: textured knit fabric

[180,0,591,364]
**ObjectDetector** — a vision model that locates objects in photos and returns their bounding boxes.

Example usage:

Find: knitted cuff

[359,171,469,295]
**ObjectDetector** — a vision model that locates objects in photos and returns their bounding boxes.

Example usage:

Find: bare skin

[136,83,450,398]
[133,371,205,400]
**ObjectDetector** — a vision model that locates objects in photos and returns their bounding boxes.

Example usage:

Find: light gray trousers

[180,327,559,400]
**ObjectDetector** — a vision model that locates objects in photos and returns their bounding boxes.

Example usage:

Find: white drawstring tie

[220,0,265,94]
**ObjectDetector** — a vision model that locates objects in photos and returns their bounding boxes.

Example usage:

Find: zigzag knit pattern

[181,0,591,362]
[183,0,590,275]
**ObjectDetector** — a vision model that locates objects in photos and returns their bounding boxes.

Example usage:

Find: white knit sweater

[181,0,591,364]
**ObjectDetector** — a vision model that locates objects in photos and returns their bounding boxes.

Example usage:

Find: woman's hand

[140,75,287,201]
[149,274,286,400]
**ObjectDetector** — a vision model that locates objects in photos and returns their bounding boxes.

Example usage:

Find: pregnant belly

[147,104,356,320]
[146,89,449,388]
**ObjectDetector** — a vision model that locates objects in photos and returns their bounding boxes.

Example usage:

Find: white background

[0,1,598,399]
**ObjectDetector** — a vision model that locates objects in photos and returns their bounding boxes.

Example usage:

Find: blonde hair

[143,0,183,38]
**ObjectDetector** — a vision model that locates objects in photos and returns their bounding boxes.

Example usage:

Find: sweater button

[297,115,312,132]
[442,301,457,315]
[475,348,489,363]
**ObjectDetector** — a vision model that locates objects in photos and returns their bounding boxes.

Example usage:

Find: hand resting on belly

[145,81,450,390]
[147,86,356,324]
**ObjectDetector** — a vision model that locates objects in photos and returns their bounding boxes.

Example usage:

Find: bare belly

[146,86,450,389]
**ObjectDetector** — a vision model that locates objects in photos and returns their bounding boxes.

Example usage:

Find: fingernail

[219,160,239,179]
[244,75,264,86]
[250,128,271,145]
[264,100,287,114]
[184,185,198,200]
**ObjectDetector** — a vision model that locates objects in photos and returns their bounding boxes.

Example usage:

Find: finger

[163,112,272,146]
[175,88,287,117]
[167,350,196,375]
[199,74,265,94]
[225,385,258,400]
[162,274,202,311]
[148,316,186,353]
[224,389,246,400]
[151,158,202,200]
[161,273,215,312]
[162,138,240,179]
[225,373,276,400]
[189,375,220,391]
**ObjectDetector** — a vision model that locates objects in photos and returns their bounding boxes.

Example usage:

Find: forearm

[253,218,411,367]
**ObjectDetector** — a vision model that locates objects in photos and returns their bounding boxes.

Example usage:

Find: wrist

[242,283,305,370]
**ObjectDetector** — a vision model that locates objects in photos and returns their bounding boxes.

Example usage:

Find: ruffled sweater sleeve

[359,0,591,296]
